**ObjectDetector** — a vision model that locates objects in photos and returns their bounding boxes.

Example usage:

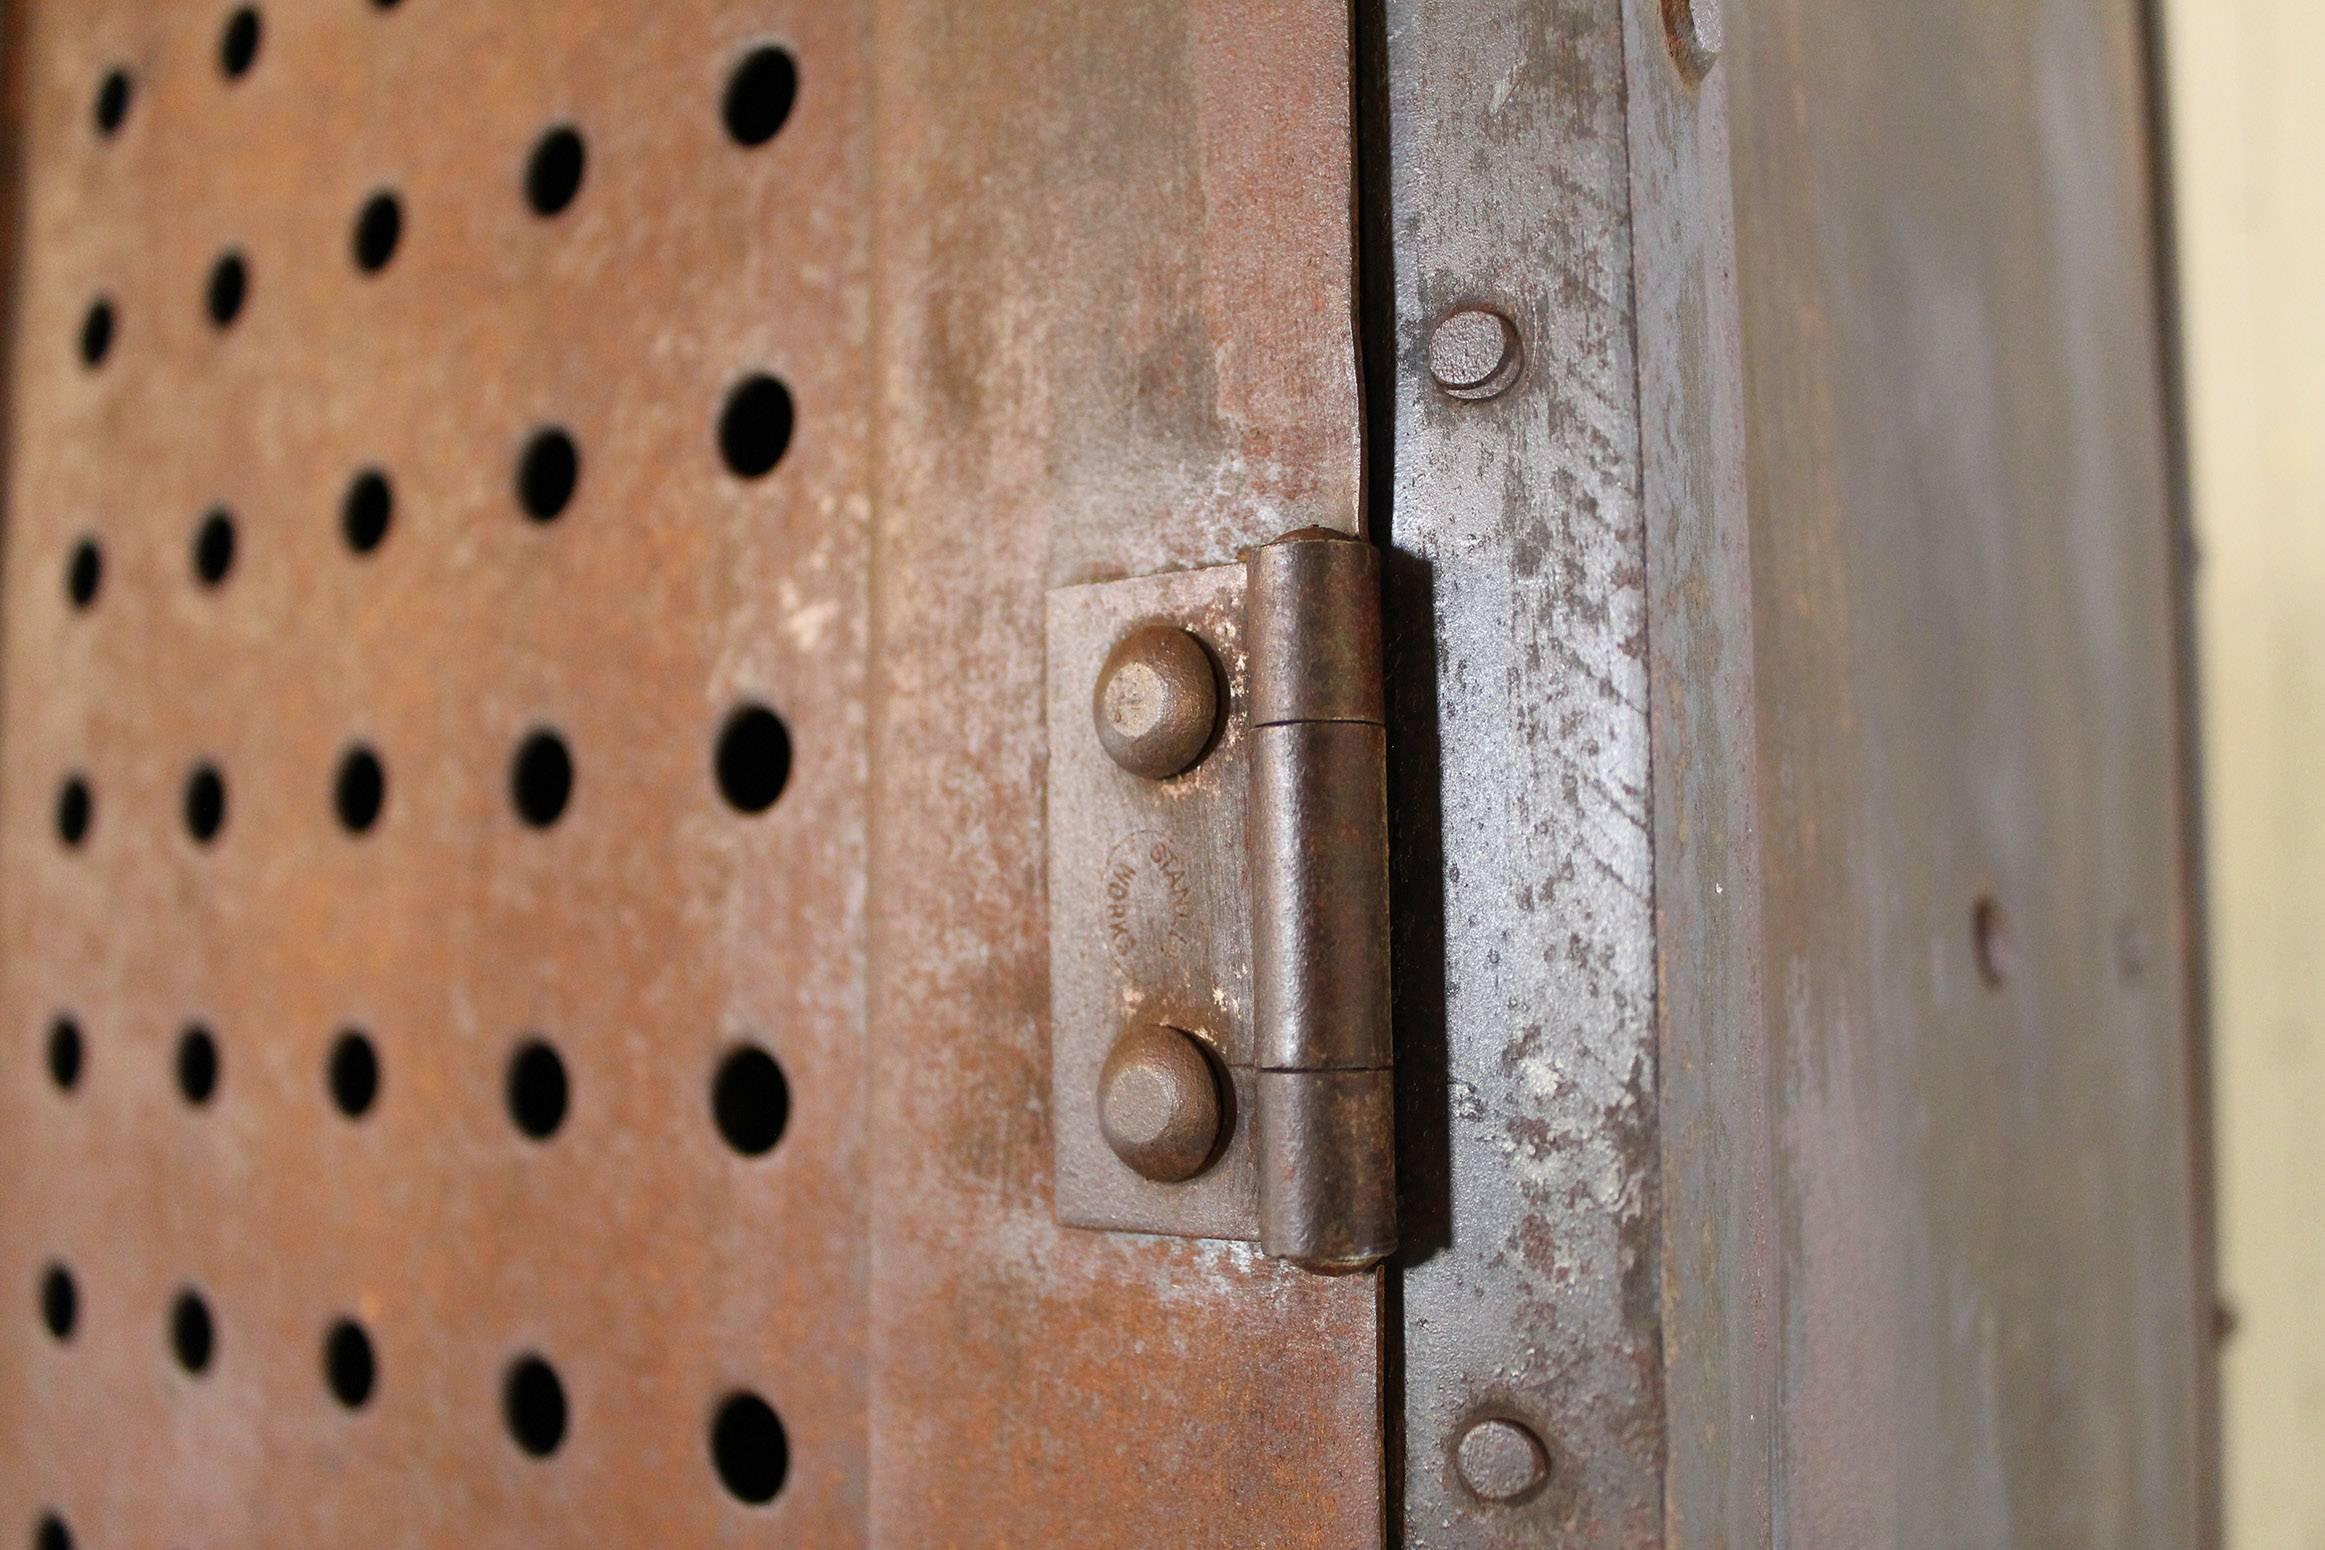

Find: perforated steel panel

[0,0,1401,1543]
[0,2,871,1544]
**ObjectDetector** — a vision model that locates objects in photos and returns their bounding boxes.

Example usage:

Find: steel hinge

[1047,527,1395,1272]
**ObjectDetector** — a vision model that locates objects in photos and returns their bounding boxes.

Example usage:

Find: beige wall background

[2166,3,2325,1545]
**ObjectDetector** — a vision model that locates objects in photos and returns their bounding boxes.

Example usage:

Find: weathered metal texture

[2,3,871,1549]
[1454,1414,1553,1505]
[1052,532,1394,1269]
[866,0,1384,1542]
[1246,539,1396,1273]
[1091,622,1221,782]
[1693,0,2210,1541]
[1096,1021,1224,1185]
[1254,1066,1398,1271]
[1423,305,1523,402]
[1247,526,1387,729]
[1249,721,1392,1074]
[1616,0,1774,1541]
[1048,562,1261,1241]
[1375,0,1666,1542]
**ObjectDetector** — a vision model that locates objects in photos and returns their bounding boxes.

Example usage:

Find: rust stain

[1,0,873,1544]
[865,0,1380,1542]
[1,0,1381,1541]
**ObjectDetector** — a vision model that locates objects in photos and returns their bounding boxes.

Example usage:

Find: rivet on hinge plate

[1046,528,1395,1272]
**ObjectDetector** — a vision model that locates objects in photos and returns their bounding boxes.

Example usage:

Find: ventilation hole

[372,0,403,9]
[40,1263,77,1343]
[55,776,92,848]
[94,69,132,136]
[715,704,792,814]
[324,1319,376,1409]
[342,468,392,553]
[184,763,227,845]
[329,1028,379,1118]
[1974,895,2014,988]
[335,744,385,834]
[711,1391,790,1505]
[717,374,794,479]
[79,299,114,368]
[515,427,578,521]
[723,46,798,147]
[510,729,573,828]
[219,7,261,78]
[712,1045,790,1157]
[35,1514,70,1550]
[503,1354,567,1458]
[66,539,101,609]
[177,1024,220,1106]
[205,251,247,328]
[352,190,402,274]
[193,508,236,587]
[524,125,586,217]
[46,1017,83,1092]
[170,1288,215,1375]
[506,1039,569,1140]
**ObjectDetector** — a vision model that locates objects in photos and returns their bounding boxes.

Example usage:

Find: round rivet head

[1427,307,1523,400]
[1098,1023,1221,1183]
[1664,0,1724,78]
[1456,1417,1550,1504]
[1093,624,1218,780]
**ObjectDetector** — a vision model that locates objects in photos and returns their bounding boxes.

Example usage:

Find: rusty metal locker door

[0,0,1387,1546]
[1,0,2213,1546]
[1,0,883,1544]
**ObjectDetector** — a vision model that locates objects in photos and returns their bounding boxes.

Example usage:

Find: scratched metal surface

[1713,0,2210,1542]
[863,0,1386,1544]
[0,0,1389,1543]
[1617,0,1773,1544]
[0,1,874,1544]
[1046,564,1262,1242]
[1375,0,1665,1543]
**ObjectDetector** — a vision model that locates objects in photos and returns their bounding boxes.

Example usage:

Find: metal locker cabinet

[0,0,2211,1545]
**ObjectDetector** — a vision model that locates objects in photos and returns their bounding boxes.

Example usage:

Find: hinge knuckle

[1250,722,1393,1070]
[1257,1068,1398,1273]
[1247,529,1397,1272]
[1247,526,1387,727]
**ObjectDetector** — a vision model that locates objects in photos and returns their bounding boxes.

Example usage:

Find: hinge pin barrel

[1246,528,1397,1271]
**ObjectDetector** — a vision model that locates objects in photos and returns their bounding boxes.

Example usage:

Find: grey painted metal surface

[1631,0,2214,1543]
[1718,0,2210,1538]
[1383,0,2209,1542]
[1376,0,1666,1541]
[1619,0,1776,1542]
